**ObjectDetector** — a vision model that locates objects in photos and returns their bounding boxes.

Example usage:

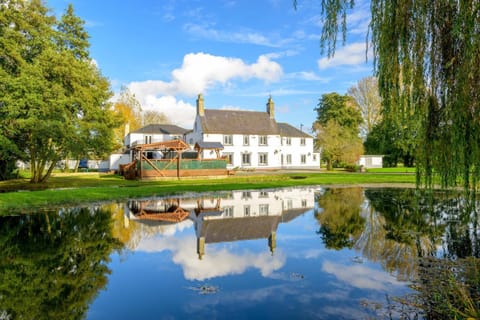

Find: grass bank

[0,171,415,213]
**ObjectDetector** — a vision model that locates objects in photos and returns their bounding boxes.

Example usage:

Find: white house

[185,94,320,170]
[124,124,189,148]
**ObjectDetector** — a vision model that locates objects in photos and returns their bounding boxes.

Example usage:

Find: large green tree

[0,1,118,183]
[305,0,480,191]
[313,92,363,169]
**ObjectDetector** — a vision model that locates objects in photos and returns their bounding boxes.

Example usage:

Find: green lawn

[0,171,416,213]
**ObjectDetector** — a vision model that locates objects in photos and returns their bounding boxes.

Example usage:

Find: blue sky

[48,0,373,130]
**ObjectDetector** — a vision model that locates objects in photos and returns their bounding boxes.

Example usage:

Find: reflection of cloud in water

[137,235,286,281]
[322,260,404,291]
[183,281,372,319]
[131,218,193,237]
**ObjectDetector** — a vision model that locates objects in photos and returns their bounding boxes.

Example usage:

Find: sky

[48,0,373,131]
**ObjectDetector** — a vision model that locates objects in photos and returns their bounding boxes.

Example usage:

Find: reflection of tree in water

[0,207,122,320]
[362,188,445,281]
[364,189,479,318]
[315,187,365,250]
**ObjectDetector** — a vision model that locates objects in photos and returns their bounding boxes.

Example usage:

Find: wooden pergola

[132,139,190,179]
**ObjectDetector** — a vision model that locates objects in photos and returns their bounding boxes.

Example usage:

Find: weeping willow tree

[305,0,480,192]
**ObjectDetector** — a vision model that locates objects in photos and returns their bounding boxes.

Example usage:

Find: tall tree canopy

[313,92,363,169]
[112,86,142,151]
[309,0,480,190]
[0,0,118,183]
[347,76,382,139]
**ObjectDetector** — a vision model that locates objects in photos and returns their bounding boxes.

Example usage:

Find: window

[301,199,307,208]
[259,135,268,146]
[259,191,269,198]
[259,204,269,216]
[300,138,306,146]
[242,153,251,165]
[313,154,317,161]
[223,206,234,217]
[286,154,292,164]
[244,205,251,217]
[286,137,291,145]
[258,153,268,166]
[144,135,152,144]
[242,191,252,199]
[301,154,307,164]
[224,152,234,165]
[243,135,249,145]
[287,199,293,209]
[223,135,233,145]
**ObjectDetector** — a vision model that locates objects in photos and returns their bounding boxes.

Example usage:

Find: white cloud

[184,23,288,47]
[317,42,371,69]
[128,52,283,97]
[322,260,404,291]
[125,52,282,127]
[143,95,196,129]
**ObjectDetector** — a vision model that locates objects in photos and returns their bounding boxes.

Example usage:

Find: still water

[0,187,478,319]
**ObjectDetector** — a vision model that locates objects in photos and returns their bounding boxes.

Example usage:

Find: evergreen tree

[0,1,119,182]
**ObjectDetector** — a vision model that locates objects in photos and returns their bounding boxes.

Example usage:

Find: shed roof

[194,141,224,150]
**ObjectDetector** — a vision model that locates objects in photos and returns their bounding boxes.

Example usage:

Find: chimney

[196,93,205,116]
[266,95,274,119]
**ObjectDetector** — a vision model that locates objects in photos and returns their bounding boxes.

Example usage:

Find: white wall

[110,153,132,171]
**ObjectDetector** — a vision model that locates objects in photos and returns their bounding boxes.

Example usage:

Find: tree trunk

[326,160,333,171]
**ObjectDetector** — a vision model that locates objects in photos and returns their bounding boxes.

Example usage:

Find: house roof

[277,123,312,138]
[198,216,281,243]
[131,124,189,135]
[194,141,224,150]
[200,110,279,135]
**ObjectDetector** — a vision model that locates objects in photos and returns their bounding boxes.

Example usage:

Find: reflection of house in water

[192,188,317,259]
[123,187,318,259]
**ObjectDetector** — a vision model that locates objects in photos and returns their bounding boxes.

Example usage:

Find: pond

[0,186,478,319]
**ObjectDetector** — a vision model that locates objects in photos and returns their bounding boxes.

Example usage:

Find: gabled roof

[131,124,189,135]
[277,123,312,138]
[200,110,278,135]
[194,141,224,150]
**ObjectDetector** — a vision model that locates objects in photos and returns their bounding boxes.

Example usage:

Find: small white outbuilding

[358,155,383,169]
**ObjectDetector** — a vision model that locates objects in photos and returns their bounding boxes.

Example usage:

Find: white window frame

[259,204,269,216]
[286,137,291,145]
[286,154,292,164]
[258,153,268,166]
[244,205,251,217]
[223,152,234,165]
[242,153,251,166]
[223,135,233,145]
[223,206,234,217]
[301,154,307,164]
[243,135,250,146]
[300,138,306,146]
[259,135,268,146]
